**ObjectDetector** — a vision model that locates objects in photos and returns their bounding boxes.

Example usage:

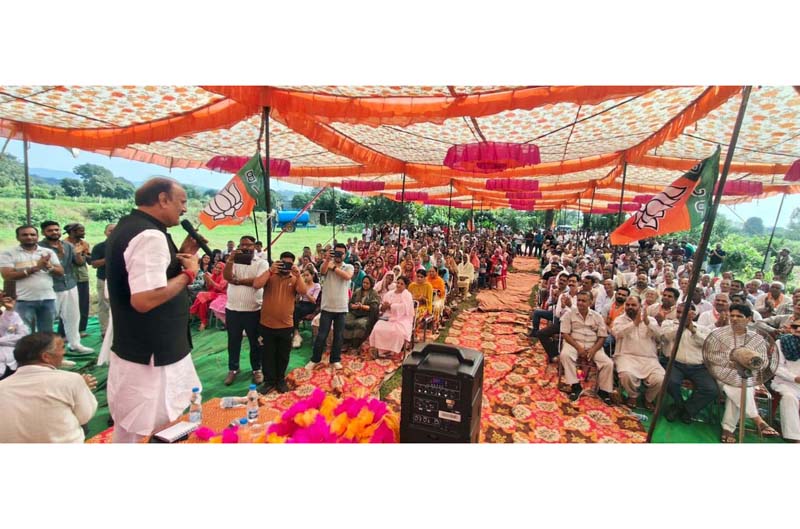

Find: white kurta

[612,314,665,379]
[369,289,414,353]
[107,229,200,442]
[0,309,28,373]
[772,341,800,441]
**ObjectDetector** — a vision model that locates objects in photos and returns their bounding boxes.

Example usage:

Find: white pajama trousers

[55,287,83,348]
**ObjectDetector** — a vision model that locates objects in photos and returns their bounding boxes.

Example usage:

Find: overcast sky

[4,140,799,228]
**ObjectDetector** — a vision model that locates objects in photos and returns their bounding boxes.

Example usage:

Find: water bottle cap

[192,387,200,392]
[249,384,257,390]
[239,418,248,425]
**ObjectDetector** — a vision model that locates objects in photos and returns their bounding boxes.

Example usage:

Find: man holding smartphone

[307,242,354,371]
[253,251,307,393]
[222,236,270,386]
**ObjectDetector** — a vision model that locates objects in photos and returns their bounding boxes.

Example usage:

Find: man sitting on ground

[0,333,97,442]
[0,292,29,380]
[559,291,614,404]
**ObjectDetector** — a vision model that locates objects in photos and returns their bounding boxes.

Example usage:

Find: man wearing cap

[63,223,91,337]
[773,248,794,283]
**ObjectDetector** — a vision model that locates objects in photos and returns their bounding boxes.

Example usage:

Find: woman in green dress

[343,275,381,350]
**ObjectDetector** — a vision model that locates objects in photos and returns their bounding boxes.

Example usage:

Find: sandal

[720,429,737,443]
[757,423,780,438]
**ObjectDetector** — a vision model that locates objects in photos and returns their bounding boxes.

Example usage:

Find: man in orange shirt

[253,251,308,394]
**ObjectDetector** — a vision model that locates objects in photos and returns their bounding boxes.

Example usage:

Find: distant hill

[29,167,75,184]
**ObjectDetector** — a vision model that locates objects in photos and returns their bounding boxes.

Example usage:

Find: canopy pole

[610,163,628,277]
[585,185,596,254]
[332,187,337,246]
[647,86,752,443]
[471,196,475,232]
[398,172,406,264]
[447,178,453,244]
[252,211,260,242]
[261,107,272,263]
[23,139,31,226]
[761,192,786,273]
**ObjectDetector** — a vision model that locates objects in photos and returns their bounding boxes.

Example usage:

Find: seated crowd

[530,229,798,443]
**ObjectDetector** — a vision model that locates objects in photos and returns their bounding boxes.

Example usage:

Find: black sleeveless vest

[106,209,192,366]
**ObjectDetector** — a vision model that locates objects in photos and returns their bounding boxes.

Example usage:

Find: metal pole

[471,196,475,232]
[23,139,31,225]
[251,211,260,242]
[611,163,628,277]
[761,192,786,273]
[447,178,453,244]
[647,86,752,443]
[332,187,337,245]
[261,107,272,264]
[398,172,406,264]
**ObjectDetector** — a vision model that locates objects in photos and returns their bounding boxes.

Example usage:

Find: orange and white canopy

[1,85,797,209]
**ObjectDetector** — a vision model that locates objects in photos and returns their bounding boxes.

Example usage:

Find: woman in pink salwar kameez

[369,275,415,358]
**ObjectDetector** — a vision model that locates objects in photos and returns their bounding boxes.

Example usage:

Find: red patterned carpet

[386,257,647,443]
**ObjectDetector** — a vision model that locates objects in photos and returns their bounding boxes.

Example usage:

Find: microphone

[180,219,213,257]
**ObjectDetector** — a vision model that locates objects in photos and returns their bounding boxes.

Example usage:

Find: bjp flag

[198,153,265,229]
[610,147,718,245]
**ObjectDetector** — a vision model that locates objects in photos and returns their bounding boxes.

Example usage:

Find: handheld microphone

[180,219,213,256]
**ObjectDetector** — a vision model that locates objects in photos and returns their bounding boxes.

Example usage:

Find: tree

[291,191,316,209]
[61,178,85,197]
[0,153,25,187]
[789,207,800,231]
[111,177,135,199]
[73,163,114,180]
[742,216,764,235]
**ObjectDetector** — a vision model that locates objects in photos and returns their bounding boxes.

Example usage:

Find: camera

[233,250,254,265]
[280,261,293,274]
[333,251,344,259]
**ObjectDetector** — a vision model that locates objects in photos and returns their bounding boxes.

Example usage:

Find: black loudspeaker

[400,342,484,443]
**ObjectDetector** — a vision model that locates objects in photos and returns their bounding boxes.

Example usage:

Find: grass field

[0,197,361,314]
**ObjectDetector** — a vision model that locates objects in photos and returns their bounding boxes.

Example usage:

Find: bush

[86,202,133,223]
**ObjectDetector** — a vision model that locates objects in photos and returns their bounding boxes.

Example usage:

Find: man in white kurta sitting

[612,295,666,410]
[713,304,780,442]
[456,254,475,298]
[773,322,800,442]
[0,333,97,443]
[559,290,614,404]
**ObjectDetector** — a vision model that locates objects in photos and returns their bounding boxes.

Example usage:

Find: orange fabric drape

[636,154,791,175]
[622,86,742,165]
[0,99,257,151]
[202,86,669,127]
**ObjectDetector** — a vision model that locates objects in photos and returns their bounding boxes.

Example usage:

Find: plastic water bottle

[247,384,259,423]
[238,417,251,443]
[189,387,202,423]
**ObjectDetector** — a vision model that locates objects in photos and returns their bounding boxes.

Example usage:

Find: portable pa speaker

[400,342,484,443]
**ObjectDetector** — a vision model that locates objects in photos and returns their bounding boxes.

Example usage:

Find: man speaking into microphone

[106,177,203,443]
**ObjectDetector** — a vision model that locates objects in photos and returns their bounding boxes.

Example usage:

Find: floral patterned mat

[385,291,647,443]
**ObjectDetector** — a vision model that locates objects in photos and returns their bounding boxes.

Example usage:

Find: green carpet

[65,317,313,439]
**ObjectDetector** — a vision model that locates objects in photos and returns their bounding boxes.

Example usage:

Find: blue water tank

[277,210,310,226]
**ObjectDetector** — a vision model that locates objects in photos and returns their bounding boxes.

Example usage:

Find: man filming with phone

[252,251,307,394]
[221,236,270,387]
[307,242,353,371]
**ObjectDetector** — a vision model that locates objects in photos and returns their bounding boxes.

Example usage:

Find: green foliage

[85,202,134,223]
[742,216,764,235]
[0,153,25,187]
[73,163,114,180]
[290,191,316,209]
[61,177,85,197]
[719,234,765,278]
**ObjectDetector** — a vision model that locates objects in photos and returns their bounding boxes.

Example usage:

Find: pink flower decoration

[221,428,239,444]
[194,426,216,441]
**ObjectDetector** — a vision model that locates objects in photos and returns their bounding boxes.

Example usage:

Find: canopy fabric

[1,85,798,210]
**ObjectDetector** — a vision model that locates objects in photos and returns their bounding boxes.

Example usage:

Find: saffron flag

[609,147,719,245]
[198,153,266,229]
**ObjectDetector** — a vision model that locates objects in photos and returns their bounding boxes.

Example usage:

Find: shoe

[305,360,320,370]
[107,416,114,427]
[252,370,264,385]
[292,334,302,349]
[568,384,582,402]
[332,362,343,370]
[276,380,290,394]
[69,344,94,354]
[664,404,681,422]
[223,370,238,386]
[597,390,614,406]
[259,383,276,395]
[625,396,638,409]
[80,332,89,338]
[61,359,77,368]
[679,407,693,425]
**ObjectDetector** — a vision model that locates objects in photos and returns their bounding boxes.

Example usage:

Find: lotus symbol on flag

[202,180,244,220]
[633,185,688,231]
